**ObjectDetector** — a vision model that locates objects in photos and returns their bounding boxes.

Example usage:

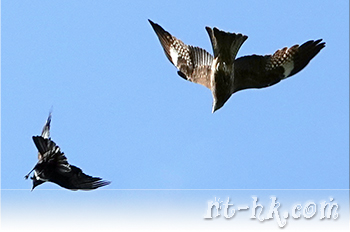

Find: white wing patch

[41,130,50,140]
[170,47,178,67]
[267,45,298,79]
[282,60,294,78]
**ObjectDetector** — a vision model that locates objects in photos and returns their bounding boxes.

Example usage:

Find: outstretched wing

[149,19,213,89]
[233,39,325,92]
[32,136,71,173]
[41,111,52,139]
[64,166,111,190]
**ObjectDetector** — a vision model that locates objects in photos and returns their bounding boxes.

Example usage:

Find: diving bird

[25,112,111,191]
[149,19,325,112]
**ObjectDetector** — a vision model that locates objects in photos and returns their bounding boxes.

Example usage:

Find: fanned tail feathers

[206,27,248,61]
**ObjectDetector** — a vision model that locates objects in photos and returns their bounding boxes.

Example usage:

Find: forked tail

[206,27,248,62]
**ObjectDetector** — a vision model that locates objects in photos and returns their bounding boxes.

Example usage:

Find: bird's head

[31,176,45,191]
[211,72,233,113]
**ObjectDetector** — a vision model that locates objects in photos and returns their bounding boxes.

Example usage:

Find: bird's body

[149,20,325,112]
[25,112,110,191]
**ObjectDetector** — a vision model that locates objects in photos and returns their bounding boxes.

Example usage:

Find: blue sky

[1,0,349,231]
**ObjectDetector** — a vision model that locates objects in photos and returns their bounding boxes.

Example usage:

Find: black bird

[149,19,325,112]
[25,112,111,191]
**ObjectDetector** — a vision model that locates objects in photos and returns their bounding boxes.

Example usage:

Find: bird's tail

[206,27,248,62]
[32,136,50,155]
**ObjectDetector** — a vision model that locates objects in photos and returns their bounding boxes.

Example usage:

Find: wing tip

[84,179,111,190]
[148,19,164,35]
[148,19,156,28]
[288,38,325,77]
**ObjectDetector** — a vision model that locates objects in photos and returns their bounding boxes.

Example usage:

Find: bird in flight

[25,111,111,191]
[149,19,325,112]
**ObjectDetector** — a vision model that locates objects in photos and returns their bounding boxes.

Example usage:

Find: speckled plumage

[149,19,325,112]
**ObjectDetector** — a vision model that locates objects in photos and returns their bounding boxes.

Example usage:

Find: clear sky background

[1,1,349,231]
